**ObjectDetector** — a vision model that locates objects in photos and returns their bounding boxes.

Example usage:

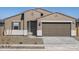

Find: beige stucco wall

[5,9,51,29]
[24,9,52,29]
[24,10,41,30]
[37,13,76,36]
[4,10,40,30]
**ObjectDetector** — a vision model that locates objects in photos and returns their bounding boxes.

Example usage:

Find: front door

[30,21,37,35]
[27,21,37,36]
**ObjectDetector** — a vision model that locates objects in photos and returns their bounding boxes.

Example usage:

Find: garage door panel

[42,22,71,36]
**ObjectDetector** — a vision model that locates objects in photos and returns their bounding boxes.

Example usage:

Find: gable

[5,14,21,22]
[24,10,41,21]
[35,8,52,16]
[4,8,52,22]
[38,13,76,22]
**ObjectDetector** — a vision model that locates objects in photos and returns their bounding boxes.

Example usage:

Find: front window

[12,22,20,30]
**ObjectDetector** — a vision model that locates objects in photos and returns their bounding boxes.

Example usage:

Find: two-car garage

[37,13,76,37]
[42,22,71,36]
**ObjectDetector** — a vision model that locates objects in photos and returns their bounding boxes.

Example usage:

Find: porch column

[37,20,42,36]
[29,21,31,32]
[28,21,32,35]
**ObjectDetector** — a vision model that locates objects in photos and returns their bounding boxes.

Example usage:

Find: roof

[35,8,53,13]
[55,12,76,19]
[3,8,52,21]
[3,8,77,21]
[36,12,76,20]
[3,8,38,20]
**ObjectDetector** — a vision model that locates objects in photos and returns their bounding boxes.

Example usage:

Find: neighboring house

[0,8,77,37]
[0,20,4,36]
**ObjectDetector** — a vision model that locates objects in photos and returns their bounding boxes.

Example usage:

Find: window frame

[12,22,21,30]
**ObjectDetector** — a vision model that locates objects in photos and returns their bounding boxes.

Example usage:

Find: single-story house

[0,8,77,37]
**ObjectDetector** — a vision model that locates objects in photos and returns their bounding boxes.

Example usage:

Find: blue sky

[0,7,79,20]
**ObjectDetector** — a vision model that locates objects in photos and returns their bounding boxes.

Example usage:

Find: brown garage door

[42,22,71,36]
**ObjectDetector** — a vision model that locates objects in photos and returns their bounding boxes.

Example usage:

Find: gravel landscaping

[0,36,43,44]
[0,36,44,49]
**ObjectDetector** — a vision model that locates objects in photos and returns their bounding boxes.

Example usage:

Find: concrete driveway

[42,37,79,51]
